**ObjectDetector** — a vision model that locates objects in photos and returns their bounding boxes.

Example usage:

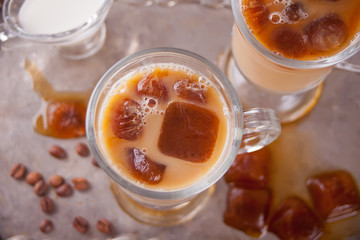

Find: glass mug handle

[0,23,33,51]
[238,108,281,154]
[335,61,360,73]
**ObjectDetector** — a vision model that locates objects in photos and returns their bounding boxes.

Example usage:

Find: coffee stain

[24,59,92,138]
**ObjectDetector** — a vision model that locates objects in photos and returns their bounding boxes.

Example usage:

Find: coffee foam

[137,97,165,126]
[268,0,308,25]
[138,63,196,77]
[269,10,308,25]
[273,0,292,5]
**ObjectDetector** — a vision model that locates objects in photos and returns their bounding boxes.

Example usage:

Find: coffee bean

[72,177,89,191]
[26,171,43,185]
[39,219,53,233]
[96,218,113,235]
[75,143,90,157]
[49,175,64,188]
[34,180,48,196]
[49,145,67,159]
[92,158,100,168]
[40,196,54,214]
[10,163,26,179]
[73,216,89,233]
[56,183,73,197]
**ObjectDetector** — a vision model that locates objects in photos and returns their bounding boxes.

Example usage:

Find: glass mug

[220,0,360,123]
[86,48,281,226]
[0,0,113,59]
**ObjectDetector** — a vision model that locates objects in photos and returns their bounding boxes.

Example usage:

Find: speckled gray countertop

[0,2,359,240]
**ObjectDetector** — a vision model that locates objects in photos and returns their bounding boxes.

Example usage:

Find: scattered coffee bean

[96,218,113,235]
[40,196,54,214]
[10,163,26,179]
[34,180,48,196]
[39,219,53,233]
[73,216,89,233]
[49,174,64,188]
[26,171,43,185]
[49,145,67,159]
[92,158,100,168]
[56,183,73,197]
[72,177,89,191]
[75,143,90,157]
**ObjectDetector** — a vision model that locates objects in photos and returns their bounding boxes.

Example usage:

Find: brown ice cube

[271,27,307,58]
[304,14,347,52]
[47,101,86,138]
[283,2,307,22]
[224,147,270,188]
[173,78,207,103]
[242,0,270,33]
[136,70,169,101]
[223,185,272,237]
[111,98,143,141]
[158,102,219,163]
[269,197,323,240]
[307,170,360,221]
[126,148,166,184]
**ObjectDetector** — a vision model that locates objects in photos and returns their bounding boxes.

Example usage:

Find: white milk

[19,0,105,34]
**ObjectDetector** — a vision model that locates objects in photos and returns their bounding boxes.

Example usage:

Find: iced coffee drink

[232,0,360,93]
[99,65,229,189]
[87,48,280,225]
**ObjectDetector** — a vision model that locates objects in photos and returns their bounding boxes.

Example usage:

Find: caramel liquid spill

[25,59,92,138]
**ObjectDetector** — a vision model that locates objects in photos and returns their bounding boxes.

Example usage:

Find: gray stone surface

[0,2,359,240]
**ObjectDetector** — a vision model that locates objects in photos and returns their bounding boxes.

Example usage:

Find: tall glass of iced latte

[224,0,360,123]
[86,48,280,226]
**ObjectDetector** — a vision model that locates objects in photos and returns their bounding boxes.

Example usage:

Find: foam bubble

[135,97,164,127]
[147,98,157,108]
[274,0,293,6]
[270,12,283,24]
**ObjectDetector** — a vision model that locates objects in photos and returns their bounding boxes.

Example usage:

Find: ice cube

[126,148,166,184]
[269,196,323,240]
[223,185,272,237]
[283,2,307,22]
[136,70,169,101]
[242,0,270,33]
[111,98,143,141]
[271,27,307,58]
[173,78,207,103]
[304,14,347,52]
[47,101,86,138]
[307,170,360,221]
[158,102,219,162]
[224,147,270,188]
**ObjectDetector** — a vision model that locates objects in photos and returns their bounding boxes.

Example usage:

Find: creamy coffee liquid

[231,28,332,93]
[99,64,229,190]
[19,0,105,34]
[240,0,360,60]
